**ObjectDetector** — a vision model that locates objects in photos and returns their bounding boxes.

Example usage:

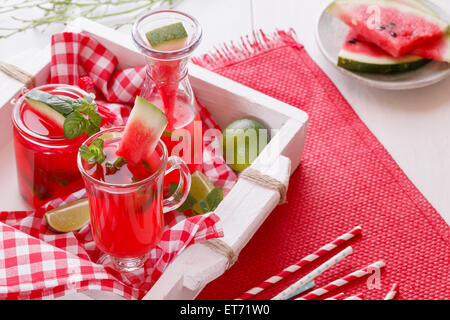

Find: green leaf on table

[168,182,198,213]
[203,187,223,212]
[168,183,223,215]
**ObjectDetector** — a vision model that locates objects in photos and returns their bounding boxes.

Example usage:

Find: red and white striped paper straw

[235,226,362,300]
[344,293,364,300]
[384,283,399,300]
[272,246,354,300]
[296,260,386,300]
[325,292,346,300]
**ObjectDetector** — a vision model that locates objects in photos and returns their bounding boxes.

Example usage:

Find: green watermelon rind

[24,90,68,128]
[338,51,430,74]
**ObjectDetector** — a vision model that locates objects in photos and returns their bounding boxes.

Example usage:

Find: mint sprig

[63,96,102,139]
[79,138,105,164]
[168,183,224,215]
[105,157,128,175]
[198,187,223,214]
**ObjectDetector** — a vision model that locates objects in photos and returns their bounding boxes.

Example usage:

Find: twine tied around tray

[202,238,238,269]
[240,168,287,204]
[201,168,286,269]
[0,61,35,89]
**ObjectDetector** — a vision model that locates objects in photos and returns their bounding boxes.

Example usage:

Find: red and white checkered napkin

[0,32,238,299]
[1,190,223,300]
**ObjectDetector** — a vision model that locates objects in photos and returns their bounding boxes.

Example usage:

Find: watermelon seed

[347,38,359,44]
[377,26,386,31]
[390,32,397,37]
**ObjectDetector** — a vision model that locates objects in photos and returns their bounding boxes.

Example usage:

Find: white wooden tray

[0,18,309,300]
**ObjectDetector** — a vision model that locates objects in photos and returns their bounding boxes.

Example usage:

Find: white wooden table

[1,0,450,299]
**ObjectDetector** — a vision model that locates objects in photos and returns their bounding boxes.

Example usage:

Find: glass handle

[162,156,191,213]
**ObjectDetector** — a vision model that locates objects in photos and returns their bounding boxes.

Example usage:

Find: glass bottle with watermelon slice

[132,10,203,179]
[12,84,102,208]
[77,96,192,271]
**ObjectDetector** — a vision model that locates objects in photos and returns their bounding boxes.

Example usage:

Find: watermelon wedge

[328,0,449,57]
[24,89,70,129]
[117,96,168,165]
[338,30,430,73]
[391,0,450,62]
[413,33,450,62]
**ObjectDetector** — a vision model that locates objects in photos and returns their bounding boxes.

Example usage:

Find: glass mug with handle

[77,127,191,271]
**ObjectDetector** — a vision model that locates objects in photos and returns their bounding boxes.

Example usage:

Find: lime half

[45,199,90,233]
[222,119,270,172]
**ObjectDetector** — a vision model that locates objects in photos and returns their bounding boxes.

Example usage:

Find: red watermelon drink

[12,84,98,208]
[78,97,191,271]
[132,10,203,170]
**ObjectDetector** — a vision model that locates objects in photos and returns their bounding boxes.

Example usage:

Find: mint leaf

[60,96,102,139]
[63,111,86,139]
[168,182,198,212]
[203,187,223,213]
[88,109,102,127]
[85,121,101,137]
[71,96,102,138]
[79,138,105,164]
[113,157,128,168]
[168,183,223,215]
[45,95,75,116]
[105,157,128,175]
[198,199,210,214]
[142,161,151,171]
[25,90,74,116]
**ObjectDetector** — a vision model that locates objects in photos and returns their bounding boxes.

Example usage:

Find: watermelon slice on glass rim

[117,96,168,165]
[328,0,449,57]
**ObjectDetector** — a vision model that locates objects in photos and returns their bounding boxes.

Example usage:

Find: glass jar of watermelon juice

[78,127,191,271]
[12,84,91,208]
[132,10,203,174]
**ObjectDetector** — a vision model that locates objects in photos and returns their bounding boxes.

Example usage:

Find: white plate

[316,0,450,90]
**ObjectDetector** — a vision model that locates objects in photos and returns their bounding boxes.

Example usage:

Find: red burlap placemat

[193,30,450,300]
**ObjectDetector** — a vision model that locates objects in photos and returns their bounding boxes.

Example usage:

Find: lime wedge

[190,171,214,215]
[45,199,90,233]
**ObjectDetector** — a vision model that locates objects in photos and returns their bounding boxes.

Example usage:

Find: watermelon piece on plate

[338,30,429,73]
[328,0,449,57]
[117,96,168,165]
[413,33,450,63]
